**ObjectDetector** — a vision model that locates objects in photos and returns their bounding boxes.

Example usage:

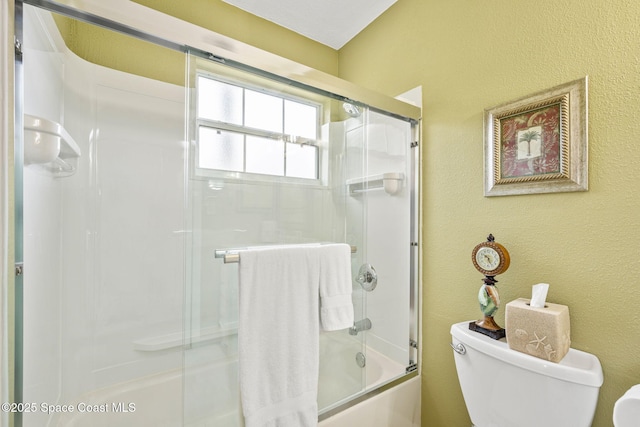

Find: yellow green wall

[338,0,640,426]
[53,15,185,86]
[54,0,339,86]
[132,0,339,76]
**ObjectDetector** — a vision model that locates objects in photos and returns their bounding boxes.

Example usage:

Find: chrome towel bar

[215,244,357,264]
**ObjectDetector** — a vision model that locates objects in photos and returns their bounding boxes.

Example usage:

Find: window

[196,75,320,180]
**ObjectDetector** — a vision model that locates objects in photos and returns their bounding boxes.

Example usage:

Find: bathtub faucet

[349,318,372,335]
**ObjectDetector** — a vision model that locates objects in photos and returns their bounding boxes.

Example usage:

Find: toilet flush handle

[450,342,467,355]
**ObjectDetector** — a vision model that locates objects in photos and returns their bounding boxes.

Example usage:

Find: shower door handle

[15,262,24,276]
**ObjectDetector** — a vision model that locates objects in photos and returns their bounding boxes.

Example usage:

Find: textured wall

[53,0,340,86]
[339,0,640,426]
[133,0,339,76]
[52,15,185,86]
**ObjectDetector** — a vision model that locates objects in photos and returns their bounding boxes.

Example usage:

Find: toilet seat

[613,384,640,427]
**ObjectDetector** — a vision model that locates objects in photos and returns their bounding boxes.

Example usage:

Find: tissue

[530,283,549,308]
[505,284,570,362]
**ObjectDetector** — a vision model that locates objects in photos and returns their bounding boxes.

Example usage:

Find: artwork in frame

[484,77,588,196]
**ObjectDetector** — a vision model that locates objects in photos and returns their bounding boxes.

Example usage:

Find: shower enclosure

[13,3,419,426]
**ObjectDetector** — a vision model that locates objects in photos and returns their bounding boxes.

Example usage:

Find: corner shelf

[24,114,81,176]
[346,172,404,196]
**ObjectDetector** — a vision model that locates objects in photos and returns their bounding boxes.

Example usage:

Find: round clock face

[475,247,500,271]
[472,241,510,276]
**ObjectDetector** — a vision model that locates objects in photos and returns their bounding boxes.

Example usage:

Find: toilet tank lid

[451,321,603,388]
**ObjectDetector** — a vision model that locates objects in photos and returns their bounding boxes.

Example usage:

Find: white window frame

[194,72,324,185]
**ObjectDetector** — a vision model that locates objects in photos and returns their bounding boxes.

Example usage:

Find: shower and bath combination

[11,2,421,426]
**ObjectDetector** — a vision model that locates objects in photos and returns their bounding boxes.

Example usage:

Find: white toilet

[450,321,603,427]
[613,384,640,426]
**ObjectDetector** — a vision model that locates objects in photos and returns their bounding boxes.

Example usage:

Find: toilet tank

[450,321,603,427]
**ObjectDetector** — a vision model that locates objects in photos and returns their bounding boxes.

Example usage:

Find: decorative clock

[472,236,510,277]
[469,234,510,340]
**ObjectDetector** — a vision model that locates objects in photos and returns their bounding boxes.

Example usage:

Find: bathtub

[318,331,420,427]
[318,376,421,427]
[49,333,419,426]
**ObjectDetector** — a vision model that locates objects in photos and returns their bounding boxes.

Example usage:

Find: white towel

[318,244,354,331]
[239,246,320,427]
[238,244,354,427]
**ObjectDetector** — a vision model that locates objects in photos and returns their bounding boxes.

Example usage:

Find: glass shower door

[182,53,368,425]
[20,6,187,426]
[17,4,417,427]
[358,110,414,385]
[343,105,415,393]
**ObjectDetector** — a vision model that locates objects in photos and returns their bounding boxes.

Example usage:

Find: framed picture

[484,77,588,196]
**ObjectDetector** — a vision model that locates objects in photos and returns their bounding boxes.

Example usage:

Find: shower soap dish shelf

[347,172,404,195]
[133,323,238,352]
[24,114,81,176]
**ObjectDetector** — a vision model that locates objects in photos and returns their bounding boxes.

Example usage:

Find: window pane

[198,127,244,172]
[284,100,317,140]
[244,90,283,133]
[246,135,284,176]
[197,76,243,125]
[286,143,318,179]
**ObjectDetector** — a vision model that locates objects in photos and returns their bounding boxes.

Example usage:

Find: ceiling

[222,0,397,50]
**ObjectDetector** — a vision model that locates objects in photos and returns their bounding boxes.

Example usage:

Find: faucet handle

[356,264,377,291]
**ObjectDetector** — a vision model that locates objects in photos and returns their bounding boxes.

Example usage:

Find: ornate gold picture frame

[484,77,588,196]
